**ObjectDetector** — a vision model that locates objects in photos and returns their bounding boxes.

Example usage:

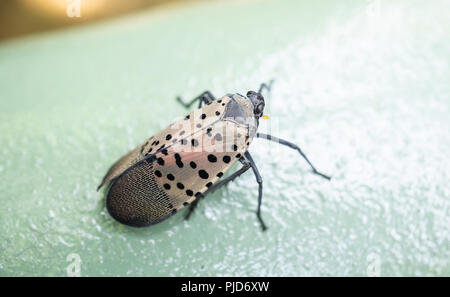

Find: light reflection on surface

[20,0,107,18]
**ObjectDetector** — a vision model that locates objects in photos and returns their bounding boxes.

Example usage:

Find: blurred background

[0,0,449,276]
[0,0,189,41]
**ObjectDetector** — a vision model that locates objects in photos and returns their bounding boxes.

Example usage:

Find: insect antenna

[257,79,275,95]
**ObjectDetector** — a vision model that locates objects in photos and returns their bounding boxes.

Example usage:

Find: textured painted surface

[0,0,449,276]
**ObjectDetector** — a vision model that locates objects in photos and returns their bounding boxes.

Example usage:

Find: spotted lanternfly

[97,81,330,230]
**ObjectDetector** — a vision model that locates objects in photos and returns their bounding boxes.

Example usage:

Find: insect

[97,81,330,230]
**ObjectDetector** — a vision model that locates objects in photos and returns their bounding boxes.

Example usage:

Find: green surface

[0,0,449,276]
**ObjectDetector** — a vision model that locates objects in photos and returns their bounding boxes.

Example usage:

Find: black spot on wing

[198,170,209,179]
[174,153,184,168]
[207,154,217,163]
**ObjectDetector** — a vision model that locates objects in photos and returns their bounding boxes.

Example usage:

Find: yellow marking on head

[262,115,269,120]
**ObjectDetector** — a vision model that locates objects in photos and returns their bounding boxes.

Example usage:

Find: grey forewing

[223,98,247,124]
[224,94,259,138]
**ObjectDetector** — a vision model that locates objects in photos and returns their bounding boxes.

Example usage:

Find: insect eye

[255,103,265,115]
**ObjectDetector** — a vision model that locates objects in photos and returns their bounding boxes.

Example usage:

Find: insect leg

[257,79,275,95]
[184,198,200,220]
[244,151,267,231]
[176,91,216,109]
[204,161,250,195]
[256,132,331,180]
[184,161,251,220]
